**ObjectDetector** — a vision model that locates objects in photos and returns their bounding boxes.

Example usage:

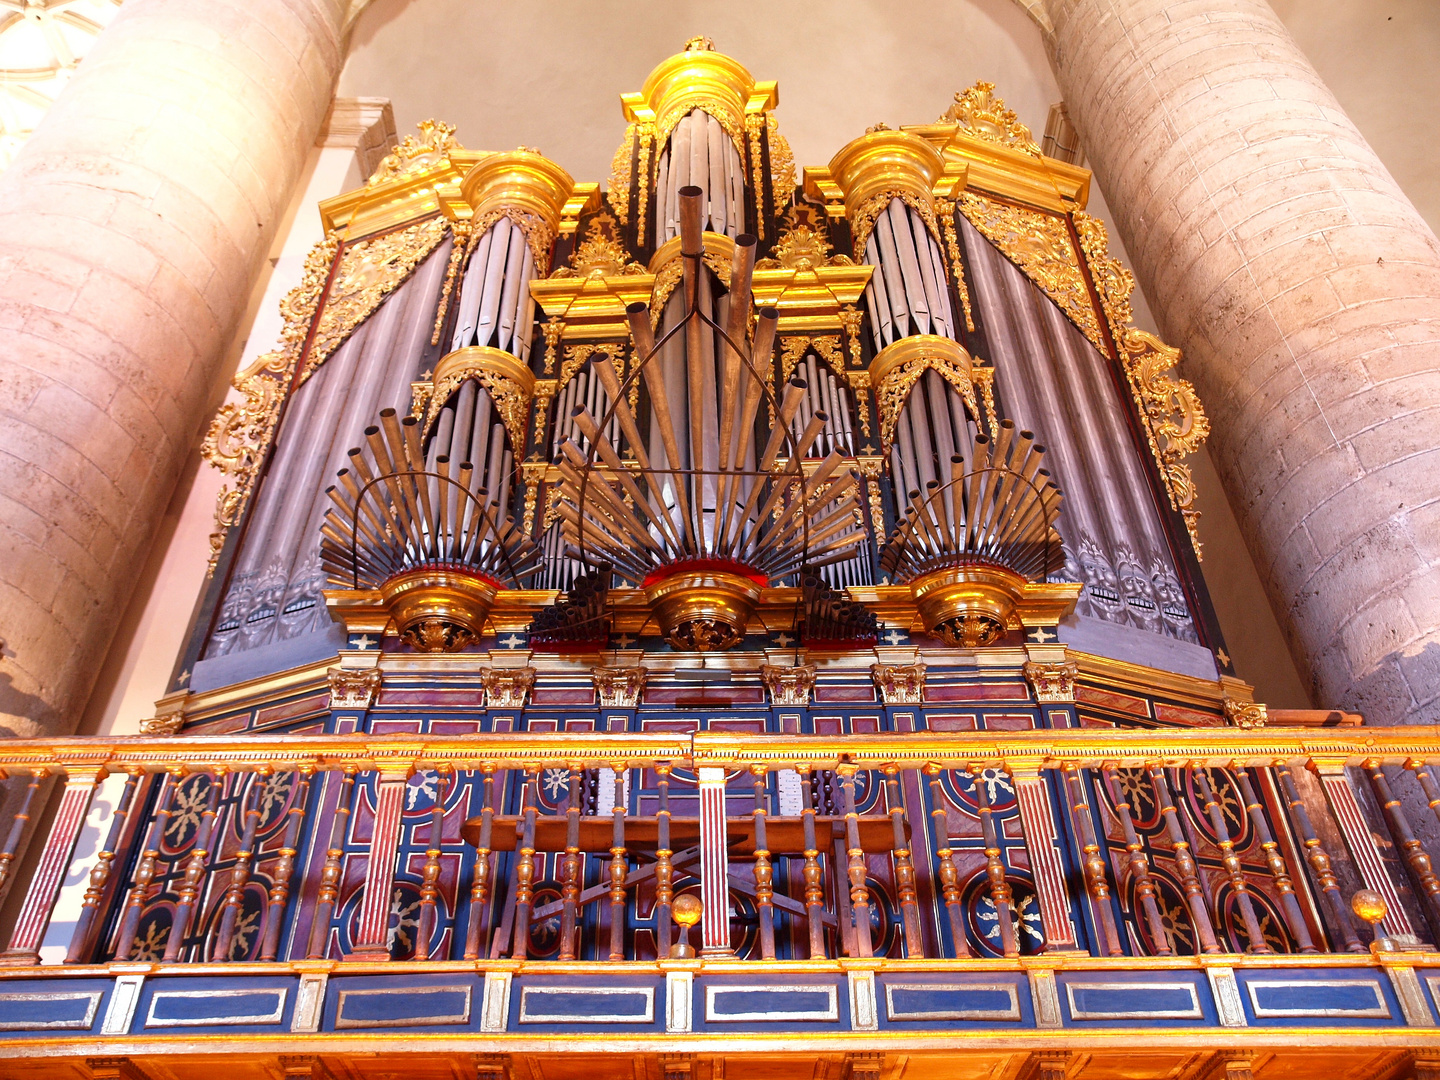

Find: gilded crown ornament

[942,81,1041,155]
[367,118,460,186]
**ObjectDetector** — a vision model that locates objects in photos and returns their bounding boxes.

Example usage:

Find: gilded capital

[460,149,578,238]
[621,44,777,156]
[481,667,537,709]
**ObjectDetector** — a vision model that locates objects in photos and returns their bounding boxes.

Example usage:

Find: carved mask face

[1151,562,1198,643]
[1115,545,1161,632]
[1078,537,1123,620]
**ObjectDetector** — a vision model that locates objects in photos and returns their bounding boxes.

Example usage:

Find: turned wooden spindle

[1233,763,1315,952]
[259,768,312,962]
[510,768,540,960]
[115,767,184,961]
[1406,759,1440,832]
[0,770,45,897]
[836,764,873,958]
[213,768,266,961]
[654,763,675,957]
[925,766,972,958]
[608,764,628,961]
[882,766,924,957]
[164,768,227,962]
[1193,765,1269,953]
[416,767,451,959]
[1365,758,1440,931]
[971,764,1017,958]
[1061,763,1122,957]
[67,768,141,963]
[749,765,776,960]
[1101,765,1172,955]
[306,768,357,960]
[558,764,584,961]
[799,768,828,959]
[464,767,497,961]
[1147,763,1221,954]
[1274,761,1362,952]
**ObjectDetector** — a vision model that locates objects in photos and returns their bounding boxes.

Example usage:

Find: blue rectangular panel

[335,985,471,1029]
[145,989,286,1028]
[518,986,655,1024]
[705,984,839,1022]
[1066,981,1202,1020]
[0,991,102,1031]
[885,983,1020,1022]
[1248,980,1389,1018]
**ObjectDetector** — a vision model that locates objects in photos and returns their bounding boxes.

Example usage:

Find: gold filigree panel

[366,118,458,186]
[941,81,1041,156]
[607,123,636,224]
[851,191,941,270]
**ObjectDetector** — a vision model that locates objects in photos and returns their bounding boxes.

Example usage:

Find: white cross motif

[613,632,636,648]
[499,633,526,648]
[773,631,794,648]
[1028,626,1057,644]
[883,629,906,645]
[351,634,376,650]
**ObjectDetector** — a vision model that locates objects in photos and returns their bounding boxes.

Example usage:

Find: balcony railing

[1,727,1437,970]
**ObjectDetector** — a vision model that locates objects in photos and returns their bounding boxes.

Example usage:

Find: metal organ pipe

[654,108,745,243]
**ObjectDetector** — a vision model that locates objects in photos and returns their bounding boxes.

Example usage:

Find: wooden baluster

[1061,763,1122,957]
[0,770,45,897]
[464,767,497,961]
[1364,757,1440,930]
[799,768,828,959]
[1233,763,1315,953]
[836,764,873,958]
[259,769,312,962]
[925,766,972,958]
[654,763,674,958]
[883,766,923,957]
[213,768,266,961]
[750,766,776,960]
[972,764,1018,958]
[306,768,356,960]
[67,768,142,963]
[1147,763,1221,954]
[558,764,584,960]
[511,768,539,960]
[0,767,105,965]
[1192,765,1269,953]
[608,764,628,961]
[1407,759,1440,832]
[416,767,450,960]
[1274,761,1362,952]
[164,767,226,962]
[115,767,183,961]
[1101,764,1171,955]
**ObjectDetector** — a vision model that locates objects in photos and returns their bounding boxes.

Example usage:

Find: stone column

[0,0,348,737]
[1038,0,1440,723]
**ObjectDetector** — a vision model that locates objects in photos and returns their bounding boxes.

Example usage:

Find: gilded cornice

[751,223,874,335]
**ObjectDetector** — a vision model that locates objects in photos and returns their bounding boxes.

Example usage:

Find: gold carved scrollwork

[201,232,340,572]
[636,124,654,247]
[746,113,766,241]
[592,666,647,708]
[541,319,564,375]
[857,455,887,539]
[469,207,556,278]
[935,198,976,333]
[327,667,383,710]
[607,123,636,224]
[778,336,845,387]
[367,119,459,186]
[973,363,998,436]
[871,662,926,705]
[958,193,1103,352]
[1072,212,1210,558]
[941,81,1041,156]
[649,249,732,327]
[551,213,645,280]
[424,348,537,454]
[481,667,536,709]
[768,113,796,198]
[1023,660,1077,704]
[839,305,864,366]
[851,191,941,271]
[431,220,474,346]
[870,336,978,455]
[759,663,817,706]
[1223,698,1268,730]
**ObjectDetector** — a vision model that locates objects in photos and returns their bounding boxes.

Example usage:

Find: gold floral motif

[521,461,547,538]
[758,220,853,273]
[425,357,536,455]
[480,667,536,709]
[1072,212,1209,557]
[778,336,845,386]
[768,113,795,199]
[430,220,473,346]
[759,663,816,706]
[1223,699,1268,730]
[958,193,1103,352]
[532,379,558,450]
[871,339,979,455]
[747,113,766,241]
[303,216,450,383]
[648,249,732,327]
[936,199,976,332]
[637,124,654,247]
[607,123,636,224]
[592,666,648,707]
[551,214,645,279]
[941,81,1041,156]
[541,319,564,375]
[366,118,459,186]
[201,232,340,573]
[839,305,864,366]
[851,190,941,270]
[847,372,874,439]
[469,206,555,278]
[871,662,926,704]
[327,667,382,710]
[1023,660,1077,704]
[973,363,998,436]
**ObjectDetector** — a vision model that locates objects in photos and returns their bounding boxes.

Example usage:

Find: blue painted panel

[0,990,102,1031]
[146,989,286,1027]
[1252,982,1385,1016]
[1059,974,1212,1026]
[1236,968,1403,1027]
[518,986,654,1023]
[334,984,471,1029]
[886,985,1020,1021]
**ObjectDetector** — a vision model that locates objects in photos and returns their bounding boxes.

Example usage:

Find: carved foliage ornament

[1224,699,1268,730]
[551,213,644,279]
[942,81,1041,156]
[607,124,636,224]
[592,666,647,707]
[871,662,926,705]
[1023,660,1077,704]
[481,667,536,709]
[649,249,733,327]
[327,667,382,710]
[760,663,817,706]
[875,353,979,456]
[851,191,941,272]
[419,359,533,455]
[367,118,459,186]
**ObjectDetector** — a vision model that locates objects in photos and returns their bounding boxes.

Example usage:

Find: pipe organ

[9,38,1416,1080]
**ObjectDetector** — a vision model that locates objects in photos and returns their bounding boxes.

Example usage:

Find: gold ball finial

[672,892,703,928]
[1351,888,1388,927]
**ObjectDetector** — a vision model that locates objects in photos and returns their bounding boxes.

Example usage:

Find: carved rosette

[1224,699,1268,730]
[871,662,926,705]
[760,663,817,706]
[591,666,647,708]
[328,667,383,710]
[481,667,536,709]
[1023,660,1077,704]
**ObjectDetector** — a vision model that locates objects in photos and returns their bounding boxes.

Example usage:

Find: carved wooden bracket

[327,666,383,711]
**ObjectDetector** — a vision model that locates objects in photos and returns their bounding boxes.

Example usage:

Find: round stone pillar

[0,0,347,736]
[1040,0,1440,723]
